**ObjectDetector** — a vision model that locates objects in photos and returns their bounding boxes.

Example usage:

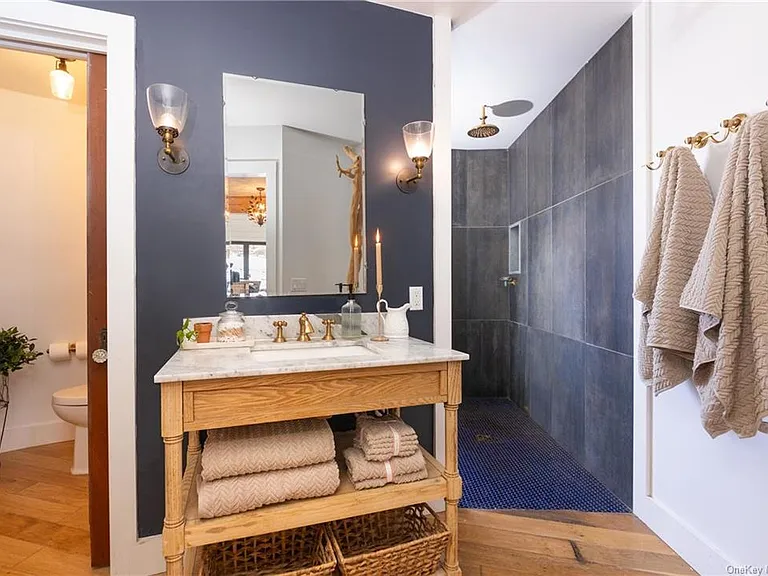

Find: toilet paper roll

[48,342,71,362]
[75,341,88,360]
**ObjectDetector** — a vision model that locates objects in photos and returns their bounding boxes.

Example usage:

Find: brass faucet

[272,320,287,343]
[297,313,314,342]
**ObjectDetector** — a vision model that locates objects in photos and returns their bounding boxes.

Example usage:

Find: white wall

[223,74,364,143]
[634,4,768,573]
[0,83,87,452]
[225,125,282,160]
[280,126,357,294]
[226,213,267,243]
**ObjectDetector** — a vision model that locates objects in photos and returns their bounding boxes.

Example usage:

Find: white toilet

[51,384,88,475]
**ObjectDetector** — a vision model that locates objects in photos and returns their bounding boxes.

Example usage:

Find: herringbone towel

[353,413,419,461]
[197,460,340,518]
[201,419,335,481]
[634,147,713,393]
[343,446,427,490]
[680,111,768,438]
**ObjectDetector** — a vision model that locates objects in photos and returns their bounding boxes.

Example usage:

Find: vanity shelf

[183,435,447,547]
[156,340,467,576]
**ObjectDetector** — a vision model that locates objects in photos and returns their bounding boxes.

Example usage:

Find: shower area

[452,20,634,512]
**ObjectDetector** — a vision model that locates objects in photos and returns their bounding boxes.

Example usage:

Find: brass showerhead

[467,105,500,139]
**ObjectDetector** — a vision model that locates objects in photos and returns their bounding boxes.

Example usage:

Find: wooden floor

[458,508,696,576]
[0,441,107,576]
[0,441,694,576]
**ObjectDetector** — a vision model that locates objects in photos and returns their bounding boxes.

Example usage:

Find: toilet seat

[52,384,88,407]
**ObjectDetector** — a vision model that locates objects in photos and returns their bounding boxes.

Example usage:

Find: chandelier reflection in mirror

[248,187,267,226]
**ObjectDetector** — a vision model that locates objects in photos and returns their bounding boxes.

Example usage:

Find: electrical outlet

[409,286,423,311]
[290,278,308,293]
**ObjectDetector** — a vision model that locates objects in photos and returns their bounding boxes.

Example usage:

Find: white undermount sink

[252,344,378,362]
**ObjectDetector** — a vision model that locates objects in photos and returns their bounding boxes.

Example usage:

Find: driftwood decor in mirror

[223,74,366,298]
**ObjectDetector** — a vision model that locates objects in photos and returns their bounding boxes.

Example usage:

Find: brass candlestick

[371,284,389,342]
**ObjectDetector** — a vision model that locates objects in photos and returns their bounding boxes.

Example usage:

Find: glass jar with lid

[216,301,247,342]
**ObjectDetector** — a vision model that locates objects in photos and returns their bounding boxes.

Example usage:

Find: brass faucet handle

[272,320,287,343]
[322,319,336,341]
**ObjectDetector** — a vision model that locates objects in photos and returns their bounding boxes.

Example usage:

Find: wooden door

[86,52,109,568]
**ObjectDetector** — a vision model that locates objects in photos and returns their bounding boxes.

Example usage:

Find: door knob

[92,349,108,364]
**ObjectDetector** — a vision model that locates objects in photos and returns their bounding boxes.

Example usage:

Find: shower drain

[475,433,493,443]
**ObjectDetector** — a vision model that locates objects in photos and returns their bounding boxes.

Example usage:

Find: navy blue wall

[452,20,633,505]
[79,1,433,537]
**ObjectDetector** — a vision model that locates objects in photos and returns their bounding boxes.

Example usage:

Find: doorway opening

[0,42,109,569]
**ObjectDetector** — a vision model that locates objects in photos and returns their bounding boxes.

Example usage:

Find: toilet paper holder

[47,342,77,355]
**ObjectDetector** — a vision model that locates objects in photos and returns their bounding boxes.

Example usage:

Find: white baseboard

[634,495,730,575]
[0,419,75,453]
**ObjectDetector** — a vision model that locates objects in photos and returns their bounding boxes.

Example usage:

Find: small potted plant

[0,327,44,453]
[176,318,198,348]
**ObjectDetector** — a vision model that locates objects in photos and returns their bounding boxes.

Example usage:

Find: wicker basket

[201,525,336,576]
[327,504,450,576]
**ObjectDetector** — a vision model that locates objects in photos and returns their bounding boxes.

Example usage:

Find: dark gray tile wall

[552,195,585,340]
[508,132,528,224]
[528,211,553,331]
[509,218,528,325]
[585,174,634,355]
[585,346,633,504]
[526,105,553,215]
[452,17,634,508]
[586,19,633,189]
[527,327,553,429]
[551,334,586,463]
[553,70,586,204]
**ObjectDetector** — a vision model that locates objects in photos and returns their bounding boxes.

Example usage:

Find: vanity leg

[187,429,201,459]
[444,362,462,576]
[162,382,185,576]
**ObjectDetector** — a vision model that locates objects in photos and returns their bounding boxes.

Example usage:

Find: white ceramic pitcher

[376,300,411,339]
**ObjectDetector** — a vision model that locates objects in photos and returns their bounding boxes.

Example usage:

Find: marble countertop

[154,336,469,383]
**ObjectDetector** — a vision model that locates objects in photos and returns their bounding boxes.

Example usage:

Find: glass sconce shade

[50,59,74,101]
[402,121,434,160]
[146,83,189,133]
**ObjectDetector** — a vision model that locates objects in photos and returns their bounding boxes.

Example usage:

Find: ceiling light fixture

[248,187,267,226]
[50,58,75,101]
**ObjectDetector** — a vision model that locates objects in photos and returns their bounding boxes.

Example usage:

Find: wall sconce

[146,83,190,175]
[396,120,434,194]
[50,58,75,101]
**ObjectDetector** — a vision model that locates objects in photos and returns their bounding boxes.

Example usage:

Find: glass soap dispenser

[336,282,362,339]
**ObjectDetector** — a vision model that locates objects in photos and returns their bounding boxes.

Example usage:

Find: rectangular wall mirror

[223,74,366,297]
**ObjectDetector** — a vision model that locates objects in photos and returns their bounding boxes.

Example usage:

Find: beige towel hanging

[634,146,713,393]
[680,111,768,438]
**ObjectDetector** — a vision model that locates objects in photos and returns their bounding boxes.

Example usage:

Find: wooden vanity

[155,338,468,575]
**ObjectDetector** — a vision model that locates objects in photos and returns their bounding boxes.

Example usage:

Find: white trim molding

[432,13,451,475]
[0,3,163,574]
[631,4,728,574]
[0,420,75,453]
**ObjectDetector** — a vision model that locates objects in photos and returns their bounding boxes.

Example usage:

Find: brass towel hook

[685,131,714,149]
[685,113,747,150]
[645,146,676,171]
[719,113,747,139]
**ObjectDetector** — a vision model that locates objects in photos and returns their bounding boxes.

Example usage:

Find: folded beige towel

[201,418,335,481]
[353,413,419,461]
[343,446,427,490]
[197,460,340,519]
[680,111,768,438]
[634,146,713,393]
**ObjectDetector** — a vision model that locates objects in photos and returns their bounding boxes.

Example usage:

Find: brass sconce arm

[158,127,180,164]
[404,156,428,185]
